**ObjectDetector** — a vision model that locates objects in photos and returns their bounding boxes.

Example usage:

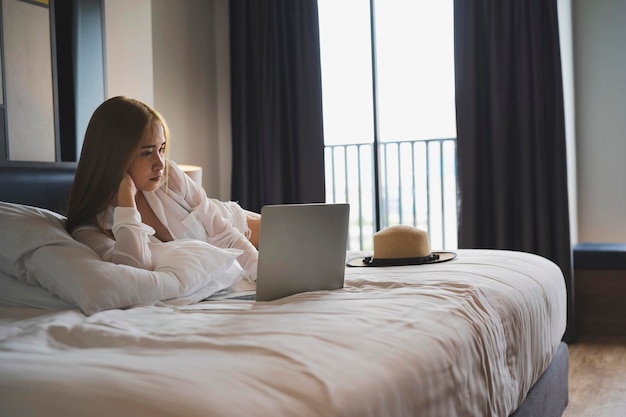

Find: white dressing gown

[72,160,258,295]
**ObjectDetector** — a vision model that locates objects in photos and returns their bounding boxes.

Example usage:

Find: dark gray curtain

[454,0,575,342]
[229,0,326,213]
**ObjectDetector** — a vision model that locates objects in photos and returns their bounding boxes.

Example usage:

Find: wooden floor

[562,336,626,417]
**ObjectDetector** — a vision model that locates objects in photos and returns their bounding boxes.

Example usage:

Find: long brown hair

[65,96,170,235]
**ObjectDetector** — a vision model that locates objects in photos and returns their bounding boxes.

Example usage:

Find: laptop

[208,203,350,301]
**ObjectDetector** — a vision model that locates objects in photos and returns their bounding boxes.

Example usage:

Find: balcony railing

[324,138,458,252]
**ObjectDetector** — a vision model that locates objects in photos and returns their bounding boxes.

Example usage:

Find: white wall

[573,0,626,243]
[104,0,230,199]
[104,0,154,105]
[150,0,231,199]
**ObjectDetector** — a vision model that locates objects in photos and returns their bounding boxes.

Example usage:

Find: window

[319,0,458,251]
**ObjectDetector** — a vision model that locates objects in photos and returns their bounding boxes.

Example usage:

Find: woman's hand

[117,173,138,208]
[245,211,261,249]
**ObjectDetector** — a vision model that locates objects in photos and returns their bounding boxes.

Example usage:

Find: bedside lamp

[178,164,203,185]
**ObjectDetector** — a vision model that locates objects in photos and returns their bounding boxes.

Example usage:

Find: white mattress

[0,249,567,417]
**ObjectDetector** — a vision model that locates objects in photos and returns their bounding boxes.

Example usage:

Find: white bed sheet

[0,249,567,417]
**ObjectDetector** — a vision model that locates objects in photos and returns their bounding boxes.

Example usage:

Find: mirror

[1,0,57,162]
[0,0,104,165]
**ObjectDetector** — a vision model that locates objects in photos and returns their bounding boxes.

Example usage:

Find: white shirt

[72,160,258,284]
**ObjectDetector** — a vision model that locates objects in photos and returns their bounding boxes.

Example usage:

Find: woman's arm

[71,173,157,269]
[72,207,156,269]
[244,210,261,249]
[168,161,259,280]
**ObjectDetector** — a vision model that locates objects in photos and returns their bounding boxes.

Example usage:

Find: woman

[66,96,259,289]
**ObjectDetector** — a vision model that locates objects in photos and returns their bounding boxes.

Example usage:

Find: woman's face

[127,123,166,192]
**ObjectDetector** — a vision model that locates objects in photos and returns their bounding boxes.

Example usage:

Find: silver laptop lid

[256,203,350,302]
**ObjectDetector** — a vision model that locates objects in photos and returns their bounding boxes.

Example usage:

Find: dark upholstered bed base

[510,342,569,417]
[0,165,569,417]
[0,165,76,214]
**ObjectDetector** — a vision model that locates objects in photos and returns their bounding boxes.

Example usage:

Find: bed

[0,165,569,417]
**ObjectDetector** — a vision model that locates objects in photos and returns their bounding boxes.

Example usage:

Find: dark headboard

[0,165,76,214]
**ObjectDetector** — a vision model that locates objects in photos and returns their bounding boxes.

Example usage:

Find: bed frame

[0,164,76,214]
[0,164,569,417]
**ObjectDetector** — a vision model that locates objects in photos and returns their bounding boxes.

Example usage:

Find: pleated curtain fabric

[453,0,575,341]
[229,0,326,213]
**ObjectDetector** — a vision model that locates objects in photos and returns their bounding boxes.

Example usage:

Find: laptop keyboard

[228,294,256,301]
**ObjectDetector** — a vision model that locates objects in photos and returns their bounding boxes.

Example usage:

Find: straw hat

[347,225,456,267]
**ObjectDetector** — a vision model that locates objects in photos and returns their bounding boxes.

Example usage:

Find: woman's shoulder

[163,160,186,191]
[166,159,185,178]
[159,159,203,203]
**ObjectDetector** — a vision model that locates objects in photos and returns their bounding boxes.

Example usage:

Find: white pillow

[0,202,244,315]
[0,201,70,278]
[0,268,74,310]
